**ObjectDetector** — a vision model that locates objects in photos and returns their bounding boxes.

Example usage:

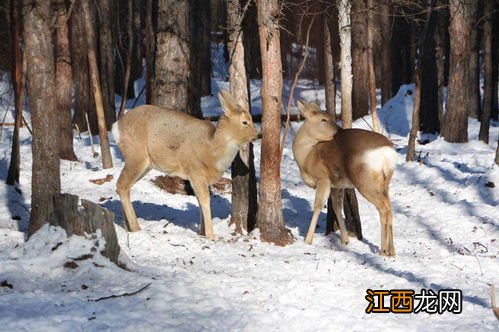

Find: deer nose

[257,133,262,139]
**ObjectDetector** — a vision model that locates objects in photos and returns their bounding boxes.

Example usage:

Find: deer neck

[293,126,320,169]
[211,123,240,172]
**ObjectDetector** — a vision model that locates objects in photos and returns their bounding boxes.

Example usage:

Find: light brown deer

[113,91,260,239]
[292,100,397,256]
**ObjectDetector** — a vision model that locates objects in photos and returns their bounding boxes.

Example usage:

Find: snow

[1,57,499,330]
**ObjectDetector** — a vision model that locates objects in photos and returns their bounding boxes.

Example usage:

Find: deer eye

[242,121,249,126]
[321,118,328,122]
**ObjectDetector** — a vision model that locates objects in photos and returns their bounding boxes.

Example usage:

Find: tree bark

[145,0,155,104]
[467,0,480,119]
[24,0,61,236]
[351,0,369,120]
[256,0,292,246]
[81,0,113,169]
[366,0,379,132]
[338,0,352,128]
[419,2,439,134]
[434,1,448,125]
[153,0,200,117]
[189,0,206,118]
[441,0,472,143]
[323,12,336,120]
[327,0,363,240]
[71,1,97,134]
[227,0,257,233]
[6,0,24,185]
[379,0,392,105]
[55,2,77,161]
[118,0,134,119]
[479,0,493,143]
[97,0,116,129]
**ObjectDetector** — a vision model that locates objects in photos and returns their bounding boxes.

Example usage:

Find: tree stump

[326,189,363,240]
[50,193,120,264]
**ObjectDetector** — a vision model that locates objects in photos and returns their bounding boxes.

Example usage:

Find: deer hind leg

[190,177,214,240]
[305,180,331,244]
[331,188,349,245]
[117,158,151,232]
[358,183,394,256]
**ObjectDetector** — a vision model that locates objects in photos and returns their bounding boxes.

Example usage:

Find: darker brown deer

[292,100,397,256]
[113,91,259,239]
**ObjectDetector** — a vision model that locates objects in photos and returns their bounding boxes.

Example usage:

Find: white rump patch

[362,146,397,173]
[111,122,120,144]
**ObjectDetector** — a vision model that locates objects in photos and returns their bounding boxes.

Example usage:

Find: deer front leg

[190,177,214,240]
[331,188,349,245]
[305,180,331,244]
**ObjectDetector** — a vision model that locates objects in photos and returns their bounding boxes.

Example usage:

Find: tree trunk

[81,0,113,169]
[323,12,336,120]
[200,0,212,96]
[366,0,379,132]
[243,2,261,80]
[379,0,392,105]
[479,0,494,143]
[71,1,97,134]
[6,0,23,185]
[391,16,414,96]
[97,0,116,129]
[145,0,154,104]
[441,0,472,143]
[327,0,363,240]
[227,0,257,233]
[189,0,206,118]
[256,0,292,246]
[419,3,439,134]
[153,0,199,117]
[467,0,480,119]
[50,194,120,265]
[338,0,352,128]
[496,139,499,166]
[407,74,421,162]
[55,2,77,161]
[24,0,61,236]
[118,0,134,119]
[434,1,448,125]
[351,0,369,120]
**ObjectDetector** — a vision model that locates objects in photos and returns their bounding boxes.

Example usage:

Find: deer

[292,100,398,256]
[112,90,260,240]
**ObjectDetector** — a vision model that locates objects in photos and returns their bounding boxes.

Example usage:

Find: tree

[97,0,116,128]
[55,0,77,161]
[338,0,352,128]
[408,1,435,162]
[366,0,380,132]
[6,0,24,185]
[227,0,257,233]
[24,0,61,236]
[467,0,480,119]
[326,0,363,240]
[71,1,97,134]
[379,0,392,105]
[256,0,292,245]
[441,0,473,143]
[323,10,336,120]
[351,0,369,120]
[81,0,113,169]
[153,0,201,118]
[419,0,439,134]
[479,0,494,143]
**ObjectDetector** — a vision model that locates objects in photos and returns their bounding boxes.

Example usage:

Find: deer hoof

[341,238,349,246]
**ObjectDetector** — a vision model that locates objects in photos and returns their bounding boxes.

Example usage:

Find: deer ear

[297,99,310,118]
[218,90,239,116]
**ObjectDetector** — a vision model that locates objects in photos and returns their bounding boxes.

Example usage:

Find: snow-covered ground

[1,68,499,330]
